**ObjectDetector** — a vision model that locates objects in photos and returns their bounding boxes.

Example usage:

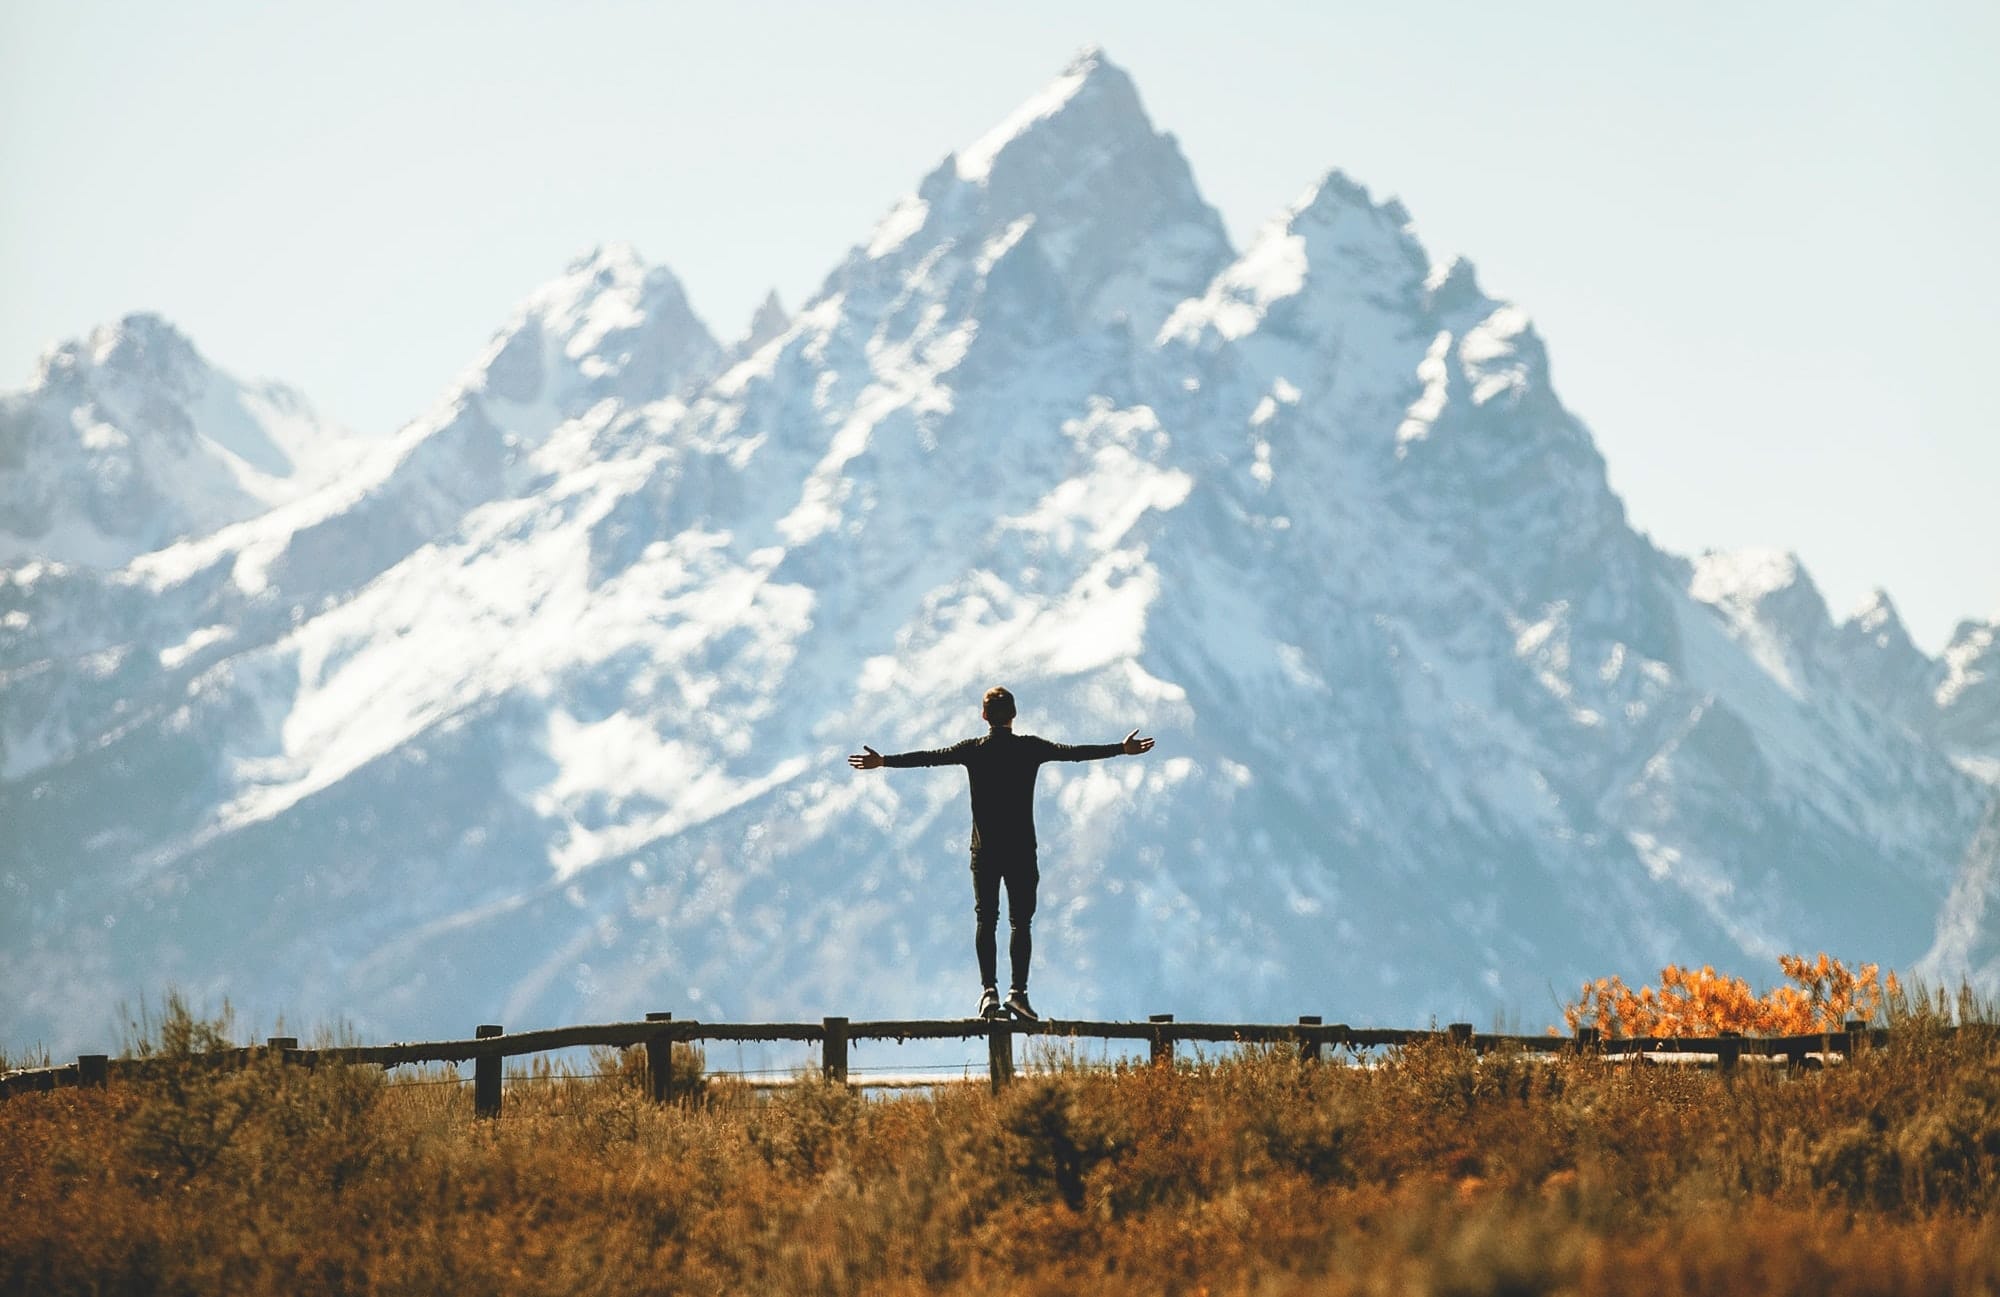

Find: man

[848,686,1155,1021]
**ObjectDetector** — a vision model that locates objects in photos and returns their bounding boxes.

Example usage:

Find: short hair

[982,686,1016,724]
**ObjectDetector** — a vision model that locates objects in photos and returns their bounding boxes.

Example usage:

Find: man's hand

[848,745,884,771]
[1122,729,1155,756]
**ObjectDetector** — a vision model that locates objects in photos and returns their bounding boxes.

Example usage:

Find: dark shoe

[1005,990,1039,1022]
[978,987,1002,1020]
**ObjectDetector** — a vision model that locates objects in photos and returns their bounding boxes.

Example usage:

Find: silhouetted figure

[849,686,1155,1020]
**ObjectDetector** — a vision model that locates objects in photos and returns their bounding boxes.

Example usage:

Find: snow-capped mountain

[4,49,1996,1057]
[0,314,369,568]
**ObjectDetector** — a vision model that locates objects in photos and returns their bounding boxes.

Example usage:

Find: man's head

[982,686,1016,728]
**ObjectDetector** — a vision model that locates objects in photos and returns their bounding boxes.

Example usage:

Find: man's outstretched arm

[1041,728,1157,762]
[848,738,977,771]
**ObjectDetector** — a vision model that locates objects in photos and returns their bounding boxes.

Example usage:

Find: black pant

[971,847,1038,992]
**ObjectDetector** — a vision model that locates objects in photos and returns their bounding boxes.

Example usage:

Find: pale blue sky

[3,3,1995,649]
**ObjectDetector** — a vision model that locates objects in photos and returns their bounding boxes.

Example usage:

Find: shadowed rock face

[1936,618,2000,765]
[3,52,1995,1057]
[1828,590,1935,726]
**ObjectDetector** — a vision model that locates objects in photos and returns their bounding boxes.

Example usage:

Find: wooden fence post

[78,1055,108,1089]
[267,1036,298,1064]
[1447,1023,1474,1050]
[823,1017,848,1084]
[645,1012,674,1103]
[1150,1014,1175,1066]
[1844,1019,1867,1061]
[1716,1030,1741,1077]
[987,1021,1014,1092]
[1299,1015,1323,1062]
[475,1025,503,1118]
[1573,1026,1600,1054]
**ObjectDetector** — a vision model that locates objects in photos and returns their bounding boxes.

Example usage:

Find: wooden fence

[0,1011,1890,1115]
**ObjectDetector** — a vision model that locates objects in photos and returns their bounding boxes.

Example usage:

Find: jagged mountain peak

[561,240,646,279]
[743,289,789,350]
[1850,586,1897,623]
[1933,612,2000,783]
[1691,547,1813,603]
[952,46,1143,183]
[35,311,211,400]
[521,243,702,339]
[1827,586,1937,725]
[1283,169,1427,278]
[1939,615,2000,712]
[1690,548,1833,634]
[1946,612,2000,654]
[1422,254,1489,318]
[1835,587,1928,672]
[1160,166,1431,348]
[1843,588,1916,648]
[467,244,720,413]
[841,50,1231,336]
[1685,548,1839,695]
[1067,42,1111,72]
[90,310,205,373]
[1293,167,1408,228]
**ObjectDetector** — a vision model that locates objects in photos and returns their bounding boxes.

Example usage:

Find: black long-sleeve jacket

[881,727,1124,853]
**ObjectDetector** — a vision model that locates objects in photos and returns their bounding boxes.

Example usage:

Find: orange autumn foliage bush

[1563,953,1895,1037]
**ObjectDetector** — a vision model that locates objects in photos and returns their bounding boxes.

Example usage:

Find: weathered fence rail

[0,1012,1898,1115]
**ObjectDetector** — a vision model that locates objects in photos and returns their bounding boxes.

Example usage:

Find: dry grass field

[4,990,1999,1296]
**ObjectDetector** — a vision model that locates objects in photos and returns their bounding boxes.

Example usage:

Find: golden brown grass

[5,997,2000,1296]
